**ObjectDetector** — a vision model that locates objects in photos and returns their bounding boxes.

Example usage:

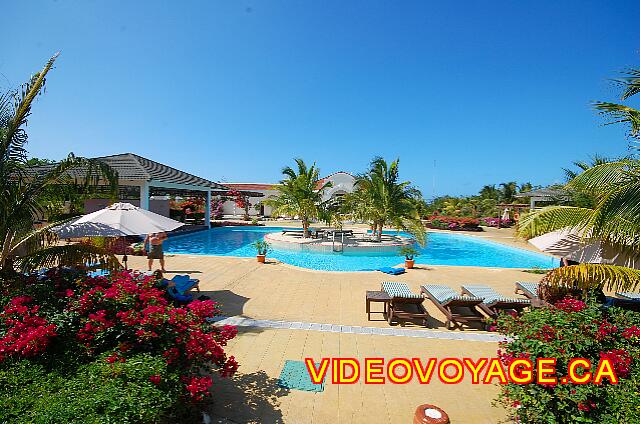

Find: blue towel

[171,275,199,293]
[378,267,406,275]
[167,286,193,303]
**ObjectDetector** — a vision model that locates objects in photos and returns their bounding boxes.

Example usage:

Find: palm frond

[543,264,640,293]
[517,206,594,239]
[567,160,636,193]
[594,101,640,139]
[16,243,120,273]
[613,68,640,100]
[1,53,59,163]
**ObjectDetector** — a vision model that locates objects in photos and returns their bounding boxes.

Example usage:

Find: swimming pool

[164,226,558,271]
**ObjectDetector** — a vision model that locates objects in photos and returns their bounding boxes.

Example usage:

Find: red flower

[600,349,632,378]
[595,321,618,341]
[622,325,640,340]
[182,375,213,401]
[554,297,588,313]
[149,374,162,385]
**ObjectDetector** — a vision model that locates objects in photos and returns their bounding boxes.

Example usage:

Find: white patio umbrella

[52,202,184,268]
[529,228,640,269]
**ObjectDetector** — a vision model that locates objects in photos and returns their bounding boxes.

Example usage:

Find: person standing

[144,232,167,272]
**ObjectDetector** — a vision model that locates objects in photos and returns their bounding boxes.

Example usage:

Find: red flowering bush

[426,215,482,231]
[0,267,238,422]
[496,298,640,423]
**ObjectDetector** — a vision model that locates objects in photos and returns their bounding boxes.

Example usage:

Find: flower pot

[257,254,266,263]
[405,259,415,269]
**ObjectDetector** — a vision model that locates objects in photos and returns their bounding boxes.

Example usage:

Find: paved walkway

[212,316,507,343]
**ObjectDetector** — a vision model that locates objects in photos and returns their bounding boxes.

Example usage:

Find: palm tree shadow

[207,370,289,423]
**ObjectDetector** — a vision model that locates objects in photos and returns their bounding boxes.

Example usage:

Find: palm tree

[345,157,425,244]
[499,182,518,203]
[1,54,119,276]
[518,67,640,293]
[263,158,331,238]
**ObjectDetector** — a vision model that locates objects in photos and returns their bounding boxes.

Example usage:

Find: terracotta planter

[413,404,449,424]
[405,259,415,269]
[257,254,266,263]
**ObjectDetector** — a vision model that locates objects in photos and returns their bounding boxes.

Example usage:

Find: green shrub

[0,354,182,423]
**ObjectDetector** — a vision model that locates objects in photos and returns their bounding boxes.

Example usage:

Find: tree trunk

[302,219,310,238]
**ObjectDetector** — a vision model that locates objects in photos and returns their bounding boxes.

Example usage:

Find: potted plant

[251,240,271,263]
[399,245,419,269]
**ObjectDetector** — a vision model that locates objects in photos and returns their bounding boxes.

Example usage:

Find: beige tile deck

[124,226,539,423]
[206,328,505,424]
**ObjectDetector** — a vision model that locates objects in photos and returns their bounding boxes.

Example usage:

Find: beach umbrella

[52,202,184,268]
[529,228,640,269]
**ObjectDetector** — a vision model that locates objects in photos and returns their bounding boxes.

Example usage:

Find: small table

[366,290,391,320]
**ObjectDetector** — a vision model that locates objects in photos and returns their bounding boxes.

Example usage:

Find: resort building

[222,172,356,218]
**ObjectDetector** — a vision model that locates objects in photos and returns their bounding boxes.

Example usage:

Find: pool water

[164,226,558,272]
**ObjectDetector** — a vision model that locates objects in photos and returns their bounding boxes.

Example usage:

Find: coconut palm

[263,158,331,238]
[518,67,640,292]
[346,157,425,245]
[0,54,119,276]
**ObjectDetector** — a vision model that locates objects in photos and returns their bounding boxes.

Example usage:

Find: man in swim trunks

[144,232,167,272]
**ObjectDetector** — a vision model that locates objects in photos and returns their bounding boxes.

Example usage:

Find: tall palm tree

[518,67,640,292]
[346,157,425,244]
[499,182,518,203]
[0,54,119,276]
[263,159,331,238]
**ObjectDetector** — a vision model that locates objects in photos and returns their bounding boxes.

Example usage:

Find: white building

[222,172,356,218]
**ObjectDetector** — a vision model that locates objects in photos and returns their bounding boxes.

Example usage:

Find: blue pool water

[164,226,558,272]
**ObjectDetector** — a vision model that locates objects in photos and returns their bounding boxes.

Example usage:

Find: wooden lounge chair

[608,292,640,311]
[515,282,540,300]
[420,284,485,329]
[617,292,640,301]
[461,284,530,318]
[381,282,430,326]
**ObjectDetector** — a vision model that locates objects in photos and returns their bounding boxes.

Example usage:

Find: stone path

[211,316,506,343]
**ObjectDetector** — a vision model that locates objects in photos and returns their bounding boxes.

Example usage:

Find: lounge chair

[515,282,540,300]
[381,282,430,326]
[461,284,530,317]
[420,284,485,329]
[616,292,640,301]
[171,275,200,293]
[378,267,405,275]
[607,292,640,312]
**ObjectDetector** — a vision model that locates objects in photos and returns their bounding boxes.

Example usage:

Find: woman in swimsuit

[144,232,167,272]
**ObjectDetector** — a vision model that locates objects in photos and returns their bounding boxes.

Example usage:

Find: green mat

[278,360,326,392]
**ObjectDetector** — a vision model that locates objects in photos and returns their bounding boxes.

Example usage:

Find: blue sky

[2,1,638,197]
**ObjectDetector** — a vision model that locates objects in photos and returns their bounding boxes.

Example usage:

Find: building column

[530,197,536,211]
[140,182,150,210]
[205,190,211,228]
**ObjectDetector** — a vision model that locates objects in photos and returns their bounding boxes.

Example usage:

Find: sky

[2,0,639,197]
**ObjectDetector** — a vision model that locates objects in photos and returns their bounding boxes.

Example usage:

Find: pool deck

[127,225,541,423]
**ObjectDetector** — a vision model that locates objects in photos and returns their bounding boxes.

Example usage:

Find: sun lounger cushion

[616,292,640,300]
[462,285,530,304]
[378,267,406,275]
[517,282,540,297]
[382,282,421,299]
[421,284,483,304]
